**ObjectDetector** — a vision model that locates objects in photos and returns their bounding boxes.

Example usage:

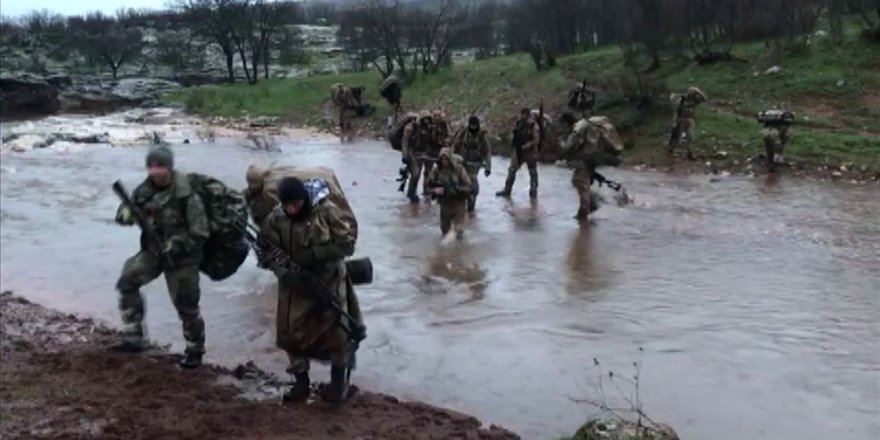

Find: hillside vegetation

[165,28,880,177]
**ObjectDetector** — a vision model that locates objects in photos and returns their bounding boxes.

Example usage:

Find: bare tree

[154,29,206,73]
[408,0,459,74]
[179,0,239,82]
[69,12,145,78]
[21,9,66,47]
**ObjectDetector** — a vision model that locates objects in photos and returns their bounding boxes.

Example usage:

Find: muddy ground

[0,291,518,440]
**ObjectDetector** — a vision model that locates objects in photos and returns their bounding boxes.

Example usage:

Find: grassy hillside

[165,29,880,177]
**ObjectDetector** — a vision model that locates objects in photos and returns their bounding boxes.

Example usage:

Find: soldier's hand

[115,207,133,225]
[163,237,188,258]
[484,168,491,177]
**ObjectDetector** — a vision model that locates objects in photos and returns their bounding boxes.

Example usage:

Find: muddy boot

[495,190,510,197]
[573,208,589,222]
[467,196,476,212]
[322,366,350,404]
[529,188,538,199]
[408,194,420,204]
[283,372,311,403]
[110,340,146,353]
[178,351,202,369]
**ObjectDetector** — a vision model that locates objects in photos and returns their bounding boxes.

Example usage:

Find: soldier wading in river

[113,146,209,369]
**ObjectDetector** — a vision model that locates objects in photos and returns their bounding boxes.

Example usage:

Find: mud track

[0,292,518,440]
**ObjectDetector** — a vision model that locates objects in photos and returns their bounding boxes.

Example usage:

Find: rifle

[668,96,685,147]
[592,171,622,191]
[233,214,367,346]
[112,180,172,264]
[537,100,546,151]
[396,164,409,192]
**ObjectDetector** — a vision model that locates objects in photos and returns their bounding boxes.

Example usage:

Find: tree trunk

[263,45,270,79]
[225,52,235,83]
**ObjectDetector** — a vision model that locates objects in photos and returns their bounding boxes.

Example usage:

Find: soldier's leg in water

[527,157,539,198]
[467,166,480,211]
[572,166,591,220]
[764,136,776,172]
[165,265,206,367]
[422,161,434,195]
[452,200,467,238]
[498,156,521,196]
[284,352,311,402]
[667,120,678,154]
[683,119,696,159]
[440,203,453,235]
[406,157,423,200]
[114,251,163,351]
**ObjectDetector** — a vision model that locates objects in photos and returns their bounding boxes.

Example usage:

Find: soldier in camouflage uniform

[497,108,540,199]
[758,110,794,173]
[262,176,363,404]
[452,115,492,212]
[402,112,437,203]
[331,84,361,143]
[668,86,707,160]
[427,148,473,237]
[560,113,623,222]
[113,146,209,369]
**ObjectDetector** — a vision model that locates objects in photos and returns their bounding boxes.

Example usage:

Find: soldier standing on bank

[668,86,707,160]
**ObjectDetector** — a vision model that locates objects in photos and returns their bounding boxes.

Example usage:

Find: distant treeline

[1,0,878,83]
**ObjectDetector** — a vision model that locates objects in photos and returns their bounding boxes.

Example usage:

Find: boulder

[572,419,679,440]
[3,134,49,152]
[0,73,61,120]
[60,77,181,114]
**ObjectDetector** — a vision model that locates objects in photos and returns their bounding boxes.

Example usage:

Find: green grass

[164,26,880,174]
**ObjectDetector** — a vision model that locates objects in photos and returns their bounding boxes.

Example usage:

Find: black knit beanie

[145,146,174,168]
[277,177,309,204]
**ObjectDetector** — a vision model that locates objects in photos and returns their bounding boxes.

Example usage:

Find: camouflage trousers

[502,151,538,194]
[116,251,205,354]
[572,165,595,218]
[669,118,696,155]
[440,199,467,236]
[464,163,483,211]
[762,126,790,171]
[406,155,436,198]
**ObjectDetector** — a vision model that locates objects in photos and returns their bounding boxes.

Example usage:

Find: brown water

[1,137,878,440]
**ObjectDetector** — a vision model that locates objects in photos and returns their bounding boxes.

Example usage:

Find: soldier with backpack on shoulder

[112,146,249,368]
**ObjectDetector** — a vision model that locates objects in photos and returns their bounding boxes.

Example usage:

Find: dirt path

[0,292,519,440]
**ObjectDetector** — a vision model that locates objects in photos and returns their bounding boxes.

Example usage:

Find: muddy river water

[1,128,878,440]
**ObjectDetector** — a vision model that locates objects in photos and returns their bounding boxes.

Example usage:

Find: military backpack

[186,173,250,281]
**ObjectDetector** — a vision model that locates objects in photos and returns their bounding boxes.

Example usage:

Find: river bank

[0,291,518,440]
[163,28,880,183]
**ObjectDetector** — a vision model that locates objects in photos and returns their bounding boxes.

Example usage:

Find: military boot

[574,208,589,222]
[529,188,538,199]
[283,372,311,403]
[110,340,146,353]
[322,366,351,404]
[179,351,202,369]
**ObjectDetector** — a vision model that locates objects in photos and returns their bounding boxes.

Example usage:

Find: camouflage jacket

[402,122,435,157]
[262,182,359,359]
[512,118,540,152]
[452,128,491,169]
[676,89,707,120]
[262,190,356,279]
[117,171,210,267]
[427,149,472,202]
